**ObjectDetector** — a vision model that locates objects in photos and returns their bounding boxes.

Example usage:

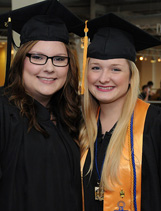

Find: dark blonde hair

[5,41,81,140]
[79,59,140,190]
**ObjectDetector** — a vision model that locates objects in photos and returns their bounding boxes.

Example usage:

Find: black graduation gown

[83,103,161,211]
[0,93,82,211]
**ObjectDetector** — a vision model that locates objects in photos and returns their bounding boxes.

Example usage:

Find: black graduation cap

[86,13,161,62]
[0,0,84,40]
[0,0,84,86]
[20,15,70,45]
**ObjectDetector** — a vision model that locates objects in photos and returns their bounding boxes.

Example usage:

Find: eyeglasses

[26,53,70,67]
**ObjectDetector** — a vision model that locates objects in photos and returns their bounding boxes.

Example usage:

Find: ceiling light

[151,57,156,63]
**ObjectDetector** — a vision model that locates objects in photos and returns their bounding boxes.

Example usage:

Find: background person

[138,84,149,101]
[151,88,161,101]
[147,80,154,100]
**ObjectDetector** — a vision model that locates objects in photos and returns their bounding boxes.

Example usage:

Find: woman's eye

[31,55,44,60]
[54,56,66,61]
[91,66,100,70]
[112,68,121,72]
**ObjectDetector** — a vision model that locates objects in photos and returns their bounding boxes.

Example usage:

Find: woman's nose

[99,70,110,83]
[44,58,55,72]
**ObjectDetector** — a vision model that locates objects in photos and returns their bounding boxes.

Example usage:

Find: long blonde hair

[79,59,140,190]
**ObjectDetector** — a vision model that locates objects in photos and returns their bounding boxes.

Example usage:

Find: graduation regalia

[0,91,82,211]
[0,1,83,210]
[82,99,161,211]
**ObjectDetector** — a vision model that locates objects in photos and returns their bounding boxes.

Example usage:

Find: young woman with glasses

[0,4,82,211]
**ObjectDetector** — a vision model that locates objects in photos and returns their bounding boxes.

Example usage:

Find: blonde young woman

[80,13,161,211]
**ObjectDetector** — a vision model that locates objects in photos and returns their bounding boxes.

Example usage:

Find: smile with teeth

[37,76,56,81]
[97,86,114,90]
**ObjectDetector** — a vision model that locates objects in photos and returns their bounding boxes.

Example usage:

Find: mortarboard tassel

[4,15,12,87]
[81,20,88,95]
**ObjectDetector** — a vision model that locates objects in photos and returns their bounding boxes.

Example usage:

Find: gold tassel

[81,20,88,95]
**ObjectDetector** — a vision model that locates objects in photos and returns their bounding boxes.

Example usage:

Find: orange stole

[103,99,149,211]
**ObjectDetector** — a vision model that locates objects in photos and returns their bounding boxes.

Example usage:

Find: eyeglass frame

[26,53,70,67]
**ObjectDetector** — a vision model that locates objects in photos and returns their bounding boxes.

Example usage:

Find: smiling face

[87,58,131,106]
[22,41,69,106]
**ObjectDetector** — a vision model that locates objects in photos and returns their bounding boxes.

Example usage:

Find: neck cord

[95,110,137,210]
[130,112,137,211]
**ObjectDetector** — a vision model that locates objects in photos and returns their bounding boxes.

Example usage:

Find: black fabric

[86,13,161,61]
[83,103,161,211]
[139,92,147,100]
[88,27,136,62]
[20,16,69,45]
[0,0,84,37]
[0,89,82,211]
